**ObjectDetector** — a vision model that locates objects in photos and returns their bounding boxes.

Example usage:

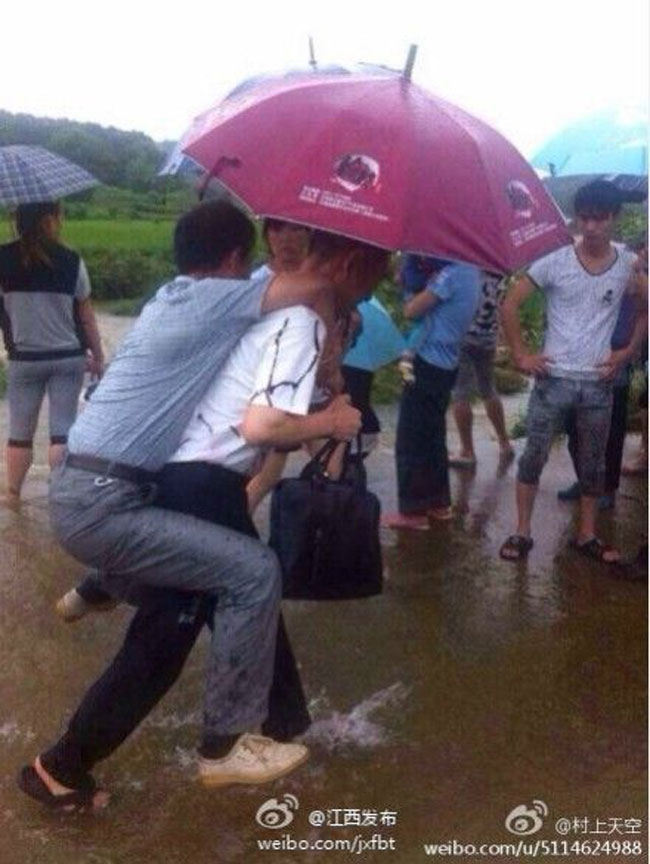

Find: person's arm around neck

[76,298,105,377]
[261,271,330,313]
[501,273,552,376]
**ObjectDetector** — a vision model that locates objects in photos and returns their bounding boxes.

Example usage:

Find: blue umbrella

[0,145,99,207]
[559,142,647,176]
[532,107,648,177]
[343,297,405,372]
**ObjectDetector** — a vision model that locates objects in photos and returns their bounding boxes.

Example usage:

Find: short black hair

[574,180,622,217]
[173,200,255,273]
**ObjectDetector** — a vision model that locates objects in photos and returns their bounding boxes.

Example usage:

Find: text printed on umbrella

[299,186,390,223]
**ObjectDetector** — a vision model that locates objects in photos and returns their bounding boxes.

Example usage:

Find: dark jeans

[395,355,457,513]
[518,377,613,495]
[566,382,629,494]
[42,462,310,789]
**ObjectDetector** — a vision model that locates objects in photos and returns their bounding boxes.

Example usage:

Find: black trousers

[42,462,310,788]
[566,382,629,494]
[395,355,457,513]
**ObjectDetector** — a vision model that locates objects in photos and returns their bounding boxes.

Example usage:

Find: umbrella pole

[308,36,317,70]
[403,44,418,80]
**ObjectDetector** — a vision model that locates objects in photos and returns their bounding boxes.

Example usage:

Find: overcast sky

[2,0,648,158]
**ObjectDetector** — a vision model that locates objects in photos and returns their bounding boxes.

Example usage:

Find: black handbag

[269,440,383,600]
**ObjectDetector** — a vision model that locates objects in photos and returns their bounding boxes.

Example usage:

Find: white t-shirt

[170,305,325,473]
[527,243,636,378]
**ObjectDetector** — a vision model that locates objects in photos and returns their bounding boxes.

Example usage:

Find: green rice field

[0,218,174,253]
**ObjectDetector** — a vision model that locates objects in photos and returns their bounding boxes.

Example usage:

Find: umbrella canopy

[0,145,99,207]
[182,68,570,274]
[343,297,405,372]
[159,65,353,178]
[532,107,648,177]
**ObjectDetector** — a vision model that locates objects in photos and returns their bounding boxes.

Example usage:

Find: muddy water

[0,316,646,863]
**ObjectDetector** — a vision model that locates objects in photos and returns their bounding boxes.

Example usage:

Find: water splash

[169,746,197,774]
[0,721,35,744]
[304,682,410,751]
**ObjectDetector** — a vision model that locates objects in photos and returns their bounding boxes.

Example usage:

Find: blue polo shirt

[416,264,481,370]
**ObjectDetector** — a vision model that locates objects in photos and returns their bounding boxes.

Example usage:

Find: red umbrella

[182,66,570,273]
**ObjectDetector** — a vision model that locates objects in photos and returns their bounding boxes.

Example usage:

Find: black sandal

[17,765,106,813]
[572,537,620,563]
[499,534,534,561]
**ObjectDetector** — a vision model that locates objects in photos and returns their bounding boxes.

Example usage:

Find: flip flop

[499,534,534,561]
[17,765,107,813]
[571,537,620,564]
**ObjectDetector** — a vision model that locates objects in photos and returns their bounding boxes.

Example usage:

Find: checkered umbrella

[0,145,99,207]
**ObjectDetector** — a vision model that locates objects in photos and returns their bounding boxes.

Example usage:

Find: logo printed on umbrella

[333,154,380,193]
[506,180,539,220]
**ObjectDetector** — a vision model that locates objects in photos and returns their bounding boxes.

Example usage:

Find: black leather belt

[65,452,159,485]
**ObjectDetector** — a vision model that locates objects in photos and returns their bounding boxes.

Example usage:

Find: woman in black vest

[0,202,104,500]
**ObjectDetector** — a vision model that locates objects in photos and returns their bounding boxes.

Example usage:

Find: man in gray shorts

[449,271,514,468]
[500,180,647,563]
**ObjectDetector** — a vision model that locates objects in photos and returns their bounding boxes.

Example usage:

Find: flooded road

[0,315,646,863]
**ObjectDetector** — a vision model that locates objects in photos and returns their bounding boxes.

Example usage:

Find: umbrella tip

[402,44,417,80]
[308,36,317,70]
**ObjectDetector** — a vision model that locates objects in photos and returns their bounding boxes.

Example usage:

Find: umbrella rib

[432,98,508,271]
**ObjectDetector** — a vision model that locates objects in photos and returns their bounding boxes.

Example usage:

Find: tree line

[0,110,173,192]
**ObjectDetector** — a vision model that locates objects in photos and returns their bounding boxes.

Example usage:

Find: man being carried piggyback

[500,180,647,563]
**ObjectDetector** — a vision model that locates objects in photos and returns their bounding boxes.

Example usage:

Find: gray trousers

[49,464,281,734]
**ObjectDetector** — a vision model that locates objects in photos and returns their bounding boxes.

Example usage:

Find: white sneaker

[55,589,118,623]
[197,734,309,787]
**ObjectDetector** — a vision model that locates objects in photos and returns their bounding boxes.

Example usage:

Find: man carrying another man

[19,200,389,809]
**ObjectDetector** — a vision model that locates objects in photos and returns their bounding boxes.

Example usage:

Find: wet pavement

[0,315,647,863]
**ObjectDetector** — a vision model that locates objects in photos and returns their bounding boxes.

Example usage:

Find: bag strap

[302,438,351,479]
[311,439,339,467]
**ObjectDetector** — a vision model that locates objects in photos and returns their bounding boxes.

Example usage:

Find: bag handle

[311,438,339,467]
[302,438,351,480]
